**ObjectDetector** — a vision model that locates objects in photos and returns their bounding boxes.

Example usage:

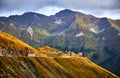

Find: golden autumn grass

[36,46,78,57]
[36,46,64,57]
[0,56,119,78]
[0,31,119,78]
[0,31,44,56]
[54,57,119,78]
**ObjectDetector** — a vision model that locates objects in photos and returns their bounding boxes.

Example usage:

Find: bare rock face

[27,26,33,39]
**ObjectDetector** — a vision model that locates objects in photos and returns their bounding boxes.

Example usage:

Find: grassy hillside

[36,46,78,57]
[0,31,43,56]
[36,46,64,57]
[0,31,119,78]
[54,57,118,78]
[0,56,119,78]
[0,56,75,78]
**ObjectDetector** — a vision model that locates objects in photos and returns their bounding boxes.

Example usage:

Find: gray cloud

[57,0,120,10]
[0,0,120,19]
[0,0,119,10]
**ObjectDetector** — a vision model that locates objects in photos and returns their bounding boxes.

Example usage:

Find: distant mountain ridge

[0,9,120,76]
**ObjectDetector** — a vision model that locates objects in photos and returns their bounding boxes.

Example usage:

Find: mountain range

[0,31,119,78]
[0,9,120,76]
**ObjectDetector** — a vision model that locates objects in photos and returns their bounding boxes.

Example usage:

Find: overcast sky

[0,0,120,19]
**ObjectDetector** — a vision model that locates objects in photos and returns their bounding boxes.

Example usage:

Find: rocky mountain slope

[0,9,120,76]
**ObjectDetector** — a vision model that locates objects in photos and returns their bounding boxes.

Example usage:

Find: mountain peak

[55,9,75,16]
[23,12,39,15]
[60,9,74,12]
[22,12,47,17]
